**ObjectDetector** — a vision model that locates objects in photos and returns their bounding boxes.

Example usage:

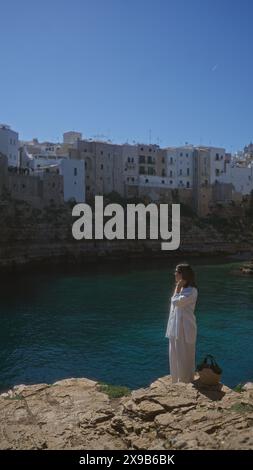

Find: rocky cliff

[0,376,252,450]
[0,218,253,269]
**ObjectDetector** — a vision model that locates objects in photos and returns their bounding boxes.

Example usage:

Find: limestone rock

[0,374,253,450]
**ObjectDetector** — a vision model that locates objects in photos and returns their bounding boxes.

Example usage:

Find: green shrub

[233,383,244,393]
[230,402,253,413]
[97,382,131,398]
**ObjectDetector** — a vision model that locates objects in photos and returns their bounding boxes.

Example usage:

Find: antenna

[92,134,108,141]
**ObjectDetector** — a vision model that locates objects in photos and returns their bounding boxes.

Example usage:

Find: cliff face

[0,199,253,268]
[0,376,252,450]
[0,218,253,269]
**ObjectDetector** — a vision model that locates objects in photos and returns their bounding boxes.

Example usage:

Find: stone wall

[0,154,64,207]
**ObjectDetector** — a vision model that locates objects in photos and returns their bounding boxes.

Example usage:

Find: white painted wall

[60,158,85,202]
[218,163,253,195]
[21,152,85,202]
[166,146,194,188]
[138,174,172,187]
[208,147,226,183]
[0,124,19,166]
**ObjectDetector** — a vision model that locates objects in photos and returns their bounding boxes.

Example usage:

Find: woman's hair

[175,263,197,289]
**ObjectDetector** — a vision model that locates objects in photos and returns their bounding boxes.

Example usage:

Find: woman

[165,263,198,383]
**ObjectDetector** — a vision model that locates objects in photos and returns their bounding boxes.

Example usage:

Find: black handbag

[196,354,222,385]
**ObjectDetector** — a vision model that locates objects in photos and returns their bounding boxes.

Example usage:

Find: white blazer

[165,286,198,343]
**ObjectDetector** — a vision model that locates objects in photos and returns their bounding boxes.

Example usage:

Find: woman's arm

[171,287,197,308]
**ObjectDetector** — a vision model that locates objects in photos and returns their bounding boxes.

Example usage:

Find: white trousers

[169,326,196,384]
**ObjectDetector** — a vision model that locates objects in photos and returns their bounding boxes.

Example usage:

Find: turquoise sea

[0,258,252,391]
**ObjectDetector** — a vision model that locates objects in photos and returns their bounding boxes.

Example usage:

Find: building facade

[63,131,82,145]
[0,124,19,167]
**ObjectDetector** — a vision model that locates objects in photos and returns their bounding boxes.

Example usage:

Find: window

[100,164,103,170]
[179,169,182,175]
[162,169,166,177]
[170,180,173,184]
[131,177,134,182]
[216,153,219,160]
[74,168,77,176]
[170,170,173,177]
[85,162,87,169]
[128,157,131,162]
[186,182,190,188]
[140,147,143,151]
[139,155,145,164]
[187,168,190,176]
[145,178,149,183]
[170,157,173,164]
[139,166,145,174]
[180,152,183,157]
[162,157,165,163]
[148,167,154,175]
[147,156,153,164]
[131,158,134,163]
[162,180,165,184]
[186,153,188,157]
[149,148,152,152]
[101,151,103,155]
[215,169,220,176]
[179,180,183,185]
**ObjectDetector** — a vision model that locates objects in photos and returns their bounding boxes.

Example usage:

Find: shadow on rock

[192,378,226,401]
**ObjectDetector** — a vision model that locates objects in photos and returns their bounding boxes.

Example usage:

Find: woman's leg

[176,334,196,383]
[169,338,178,383]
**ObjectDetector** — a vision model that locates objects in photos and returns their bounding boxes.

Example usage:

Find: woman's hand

[175,280,186,293]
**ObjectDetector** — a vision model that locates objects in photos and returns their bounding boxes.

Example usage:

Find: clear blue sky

[1,0,252,151]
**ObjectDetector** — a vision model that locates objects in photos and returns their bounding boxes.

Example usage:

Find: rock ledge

[0,376,252,450]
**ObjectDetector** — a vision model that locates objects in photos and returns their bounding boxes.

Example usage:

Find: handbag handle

[203,354,219,368]
[196,354,222,374]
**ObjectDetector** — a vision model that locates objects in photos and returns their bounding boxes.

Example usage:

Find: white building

[138,174,172,187]
[22,140,66,157]
[121,144,139,192]
[165,145,194,188]
[60,158,85,202]
[20,149,85,202]
[0,124,19,166]
[218,162,253,195]
[205,146,226,183]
